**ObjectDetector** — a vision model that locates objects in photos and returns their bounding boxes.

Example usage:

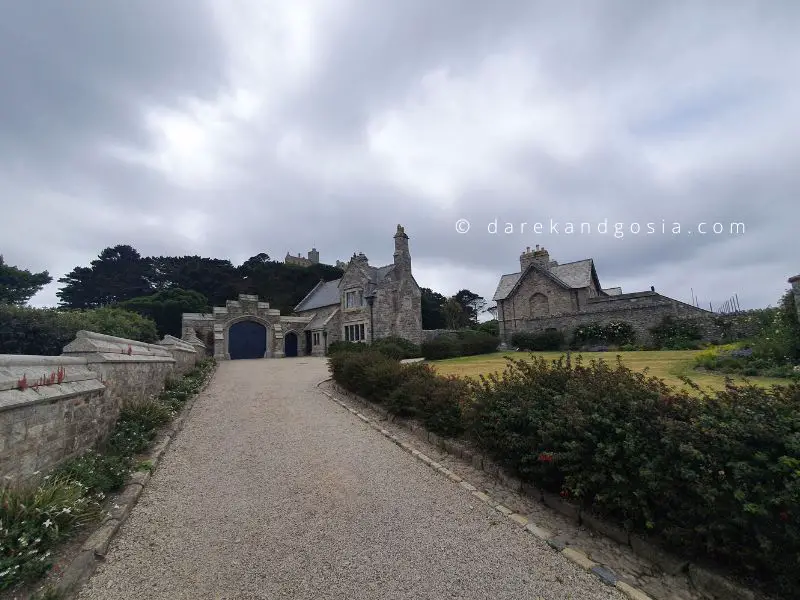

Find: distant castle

[284,248,347,269]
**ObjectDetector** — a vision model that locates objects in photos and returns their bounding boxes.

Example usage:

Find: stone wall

[502,292,714,345]
[157,335,199,375]
[62,330,176,408]
[421,329,461,342]
[0,355,110,483]
[0,328,204,483]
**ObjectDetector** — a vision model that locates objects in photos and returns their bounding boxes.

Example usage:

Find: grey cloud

[1,0,798,312]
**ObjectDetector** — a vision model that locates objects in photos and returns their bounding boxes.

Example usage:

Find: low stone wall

[421,329,461,342]
[503,294,720,345]
[157,335,198,375]
[62,330,176,409]
[0,355,108,483]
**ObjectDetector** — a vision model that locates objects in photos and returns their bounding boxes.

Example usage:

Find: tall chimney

[520,246,551,272]
[393,224,411,271]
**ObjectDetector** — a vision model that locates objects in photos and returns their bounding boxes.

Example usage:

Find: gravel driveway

[77,357,625,600]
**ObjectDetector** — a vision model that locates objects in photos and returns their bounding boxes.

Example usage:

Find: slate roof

[294,263,396,311]
[294,279,341,312]
[492,273,522,301]
[492,259,602,301]
[551,259,594,288]
[304,307,339,330]
[602,287,623,296]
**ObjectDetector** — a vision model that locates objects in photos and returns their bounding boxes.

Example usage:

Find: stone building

[284,248,320,267]
[182,225,422,359]
[284,248,347,269]
[493,245,712,345]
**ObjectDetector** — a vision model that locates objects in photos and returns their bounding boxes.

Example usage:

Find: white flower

[60,507,71,514]
[43,519,53,528]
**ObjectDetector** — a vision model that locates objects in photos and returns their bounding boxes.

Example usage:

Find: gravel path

[77,357,625,600]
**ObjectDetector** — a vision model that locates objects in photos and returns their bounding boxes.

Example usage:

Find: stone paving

[76,357,629,600]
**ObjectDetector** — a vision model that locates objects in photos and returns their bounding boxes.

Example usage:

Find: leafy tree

[237,255,343,313]
[421,287,447,329]
[121,288,209,338]
[148,255,240,307]
[0,255,52,305]
[442,297,464,329]
[453,289,487,326]
[57,245,152,308]
[476,319,499,337]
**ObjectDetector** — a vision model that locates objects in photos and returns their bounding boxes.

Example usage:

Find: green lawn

[430,350,790,393]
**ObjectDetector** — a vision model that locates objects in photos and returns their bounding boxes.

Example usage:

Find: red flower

[780,511,790,522]
[560,489,570,498]
[538,453,553,463]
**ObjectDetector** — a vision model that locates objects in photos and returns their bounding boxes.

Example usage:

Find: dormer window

[345,289,364,308]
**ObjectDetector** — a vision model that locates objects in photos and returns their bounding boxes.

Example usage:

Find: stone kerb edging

[53,362,218,599]
[318,379,759,600]
[0,355,104,412]
[62,330,175,363]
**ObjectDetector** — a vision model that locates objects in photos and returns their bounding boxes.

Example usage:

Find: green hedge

[0,304,159,355]
[512,330,564,351]
[571,320,636,347]
[329,350,800,597]
[420,330,498,360]
[328,350,467,437]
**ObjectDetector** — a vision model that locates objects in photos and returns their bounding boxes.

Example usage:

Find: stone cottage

[181,225,422,359]
[493,245,712,344]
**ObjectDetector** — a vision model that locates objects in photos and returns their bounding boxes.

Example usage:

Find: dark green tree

[452,289,487,327]
[421,287,447,329]
[442,297,464,329]
[148,256,240,308]
[238,255,343,313]
[57,245,152,308]
[121,288,209,338]
[0,255,52,305]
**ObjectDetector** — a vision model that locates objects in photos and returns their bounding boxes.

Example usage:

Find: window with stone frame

[313,332,320,345]
[345,289,364,308]
[344,323,366,342]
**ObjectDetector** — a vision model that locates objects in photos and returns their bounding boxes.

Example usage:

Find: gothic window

[529,293,550,318]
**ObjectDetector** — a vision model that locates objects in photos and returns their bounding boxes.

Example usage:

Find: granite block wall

[0,355,109,484]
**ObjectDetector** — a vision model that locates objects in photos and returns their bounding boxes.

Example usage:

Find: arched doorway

[228,320,267,359]
[284,331,298,357]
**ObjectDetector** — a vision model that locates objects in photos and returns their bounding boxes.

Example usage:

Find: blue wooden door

[228,321,266,359]
[284,331,298,357]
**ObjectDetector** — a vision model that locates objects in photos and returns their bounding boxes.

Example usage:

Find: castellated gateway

[181,225,422,359]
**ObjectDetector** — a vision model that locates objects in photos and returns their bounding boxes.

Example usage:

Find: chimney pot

[535,244,540,251]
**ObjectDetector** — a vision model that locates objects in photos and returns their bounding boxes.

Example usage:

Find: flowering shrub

[648,316,703,349]
[571,321,636,347]
[694,292,800,378]
[467,356,800,597]
[0,475,102,590]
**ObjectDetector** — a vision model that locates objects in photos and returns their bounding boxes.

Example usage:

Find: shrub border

[49,361,218,598]
[318,378,758,600]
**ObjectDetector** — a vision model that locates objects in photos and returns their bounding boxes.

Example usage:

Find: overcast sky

[2,1,798,313]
